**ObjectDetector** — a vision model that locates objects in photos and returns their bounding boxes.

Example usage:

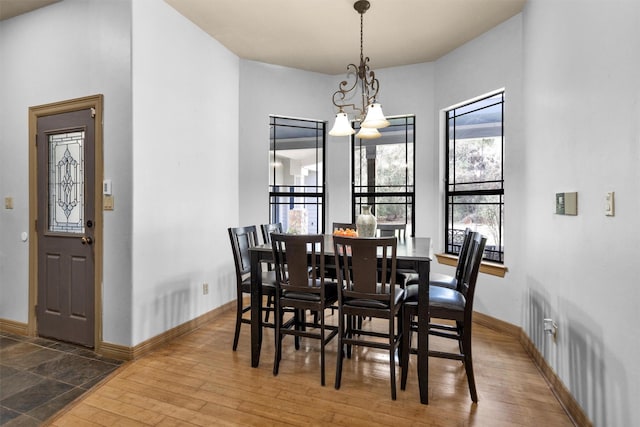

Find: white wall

[521,1,640,425]
[131,0,240,345]
[0,0,133,340]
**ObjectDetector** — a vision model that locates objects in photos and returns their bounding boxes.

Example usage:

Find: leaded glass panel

[48,131,85,233]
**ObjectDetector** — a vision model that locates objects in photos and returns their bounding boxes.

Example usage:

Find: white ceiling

[0,0,60,21]
[1,0,527,75]
[164,0,527,75]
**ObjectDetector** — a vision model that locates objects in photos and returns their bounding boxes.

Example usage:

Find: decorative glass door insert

[48,130,85,233]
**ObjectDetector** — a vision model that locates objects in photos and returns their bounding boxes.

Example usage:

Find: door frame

[28,94,104,349]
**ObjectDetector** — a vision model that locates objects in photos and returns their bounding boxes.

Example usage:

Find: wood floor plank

[47,309,575,426]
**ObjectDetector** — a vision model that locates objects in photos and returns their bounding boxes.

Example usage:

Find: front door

[35,106,96,347]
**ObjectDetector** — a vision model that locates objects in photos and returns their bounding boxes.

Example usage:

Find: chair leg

[320,314,326,386]
[462,325,478,402]
[400,307,412,390]
[456,320,464,356]
[264,294,273,323]
[273,299,282,376]
[232,297,243,351]
[335,311,344,390]
[389,316,397,400]
[294,309,302,350]
[345,315,353,359]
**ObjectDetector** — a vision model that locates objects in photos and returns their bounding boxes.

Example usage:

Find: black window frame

[351,115,416,236]
[445,92,504,263]
[269,115,326,234]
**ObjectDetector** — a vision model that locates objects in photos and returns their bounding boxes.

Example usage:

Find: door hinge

[91,108,96,118]
[35,219,38,231]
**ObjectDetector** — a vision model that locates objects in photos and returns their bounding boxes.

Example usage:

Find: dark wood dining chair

[259,223,283,321]
[400,232,487,402]
[271,233,339,386]
[404,227,473,291]
[332,235,405,400]
[227,225,277,351]
[377,223,420,286]
[377,223,406,240]
[431,227,473,290]
[260,222,282,244]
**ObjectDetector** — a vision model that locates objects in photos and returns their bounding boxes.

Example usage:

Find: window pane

[447,194,503,262]
[446,92,504,262]
[352,115,415,236]
[450,136,503,191]
[269,116,325,234]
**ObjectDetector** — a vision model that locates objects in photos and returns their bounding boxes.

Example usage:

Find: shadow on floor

[0,331,123,426]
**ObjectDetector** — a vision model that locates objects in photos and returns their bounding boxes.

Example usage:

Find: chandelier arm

[332,63,366,118]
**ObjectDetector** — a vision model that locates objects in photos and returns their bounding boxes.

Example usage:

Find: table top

[250,235,432,262]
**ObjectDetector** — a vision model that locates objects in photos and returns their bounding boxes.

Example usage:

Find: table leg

[250,249,263,367]
[417,260,430,404]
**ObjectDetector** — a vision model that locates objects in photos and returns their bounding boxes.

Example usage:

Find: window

[445,92,504,263]
[269,116,326,234]
[352,115,415,236]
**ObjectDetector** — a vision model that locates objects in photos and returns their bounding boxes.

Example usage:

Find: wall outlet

[543,318,558,339]
[202,283,209,295]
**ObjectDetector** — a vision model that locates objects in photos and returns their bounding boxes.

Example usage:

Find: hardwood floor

[47,307,575,426]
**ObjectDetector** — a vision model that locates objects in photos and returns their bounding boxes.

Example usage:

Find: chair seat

[283,281,338,302]
[344,287,405,309]
[403,284,465,312]
[429,285,465,311]
[241,271,277,294]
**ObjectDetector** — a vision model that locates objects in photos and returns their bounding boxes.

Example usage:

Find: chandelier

[329,0,389,139]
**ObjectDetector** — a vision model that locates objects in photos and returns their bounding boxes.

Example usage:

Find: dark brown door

[36,108,95,347]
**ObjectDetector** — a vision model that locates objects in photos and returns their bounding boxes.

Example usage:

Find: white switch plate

[605,192,615,216]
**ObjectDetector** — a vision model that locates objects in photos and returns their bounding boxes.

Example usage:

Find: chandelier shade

[361,103,390,128]
[329,111,356,136]
[329,1,388,139]
[355,126,381,139]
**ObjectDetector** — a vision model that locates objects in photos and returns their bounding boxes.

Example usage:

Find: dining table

[249,234,432,404]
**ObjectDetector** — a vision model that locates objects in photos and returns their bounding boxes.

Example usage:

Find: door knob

[81,236,93,245]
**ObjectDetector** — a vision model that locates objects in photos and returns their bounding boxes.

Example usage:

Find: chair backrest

[458,232,487,308]
[260,223,282,244]
[332,222,356,232]
[333,236,398,304]
[271,233,325,294]
[454,228,474,283]
[228,226,260,278]
[377,223,406,240]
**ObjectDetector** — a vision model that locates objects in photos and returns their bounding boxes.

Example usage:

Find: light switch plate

[4,197,13,209]
[605,192,615,216]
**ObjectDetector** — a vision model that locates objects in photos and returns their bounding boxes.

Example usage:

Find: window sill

[435,253,508,278]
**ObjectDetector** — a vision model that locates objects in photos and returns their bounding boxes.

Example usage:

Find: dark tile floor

[0,332,124,426]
